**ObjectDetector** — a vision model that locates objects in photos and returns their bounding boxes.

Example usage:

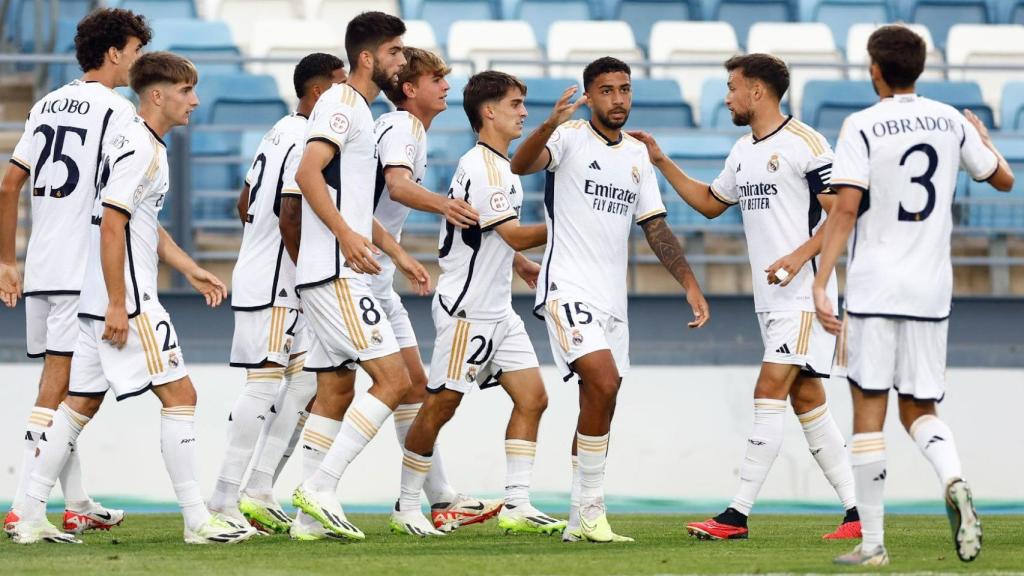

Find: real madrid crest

[168,351,180,369]
[465,367,477,383]
[767,153,780,173]
[371,329,383,345]
[572,329,584,346]
[631,166,640,184]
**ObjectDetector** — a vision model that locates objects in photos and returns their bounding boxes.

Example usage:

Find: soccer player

[630,54,861,541]
[375,47,506,533]
[813,25,1014,566]
[0,8,151,537]
[288,12,429,541]
[511,57,709,542]
[13,52,257,545]
[208,53,346,537]
[393,70,565,538]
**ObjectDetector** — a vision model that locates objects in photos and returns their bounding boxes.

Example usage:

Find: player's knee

[898,399,936,432]
[64,395,102,418]
[515,389,548,417]
[585,376,619,404]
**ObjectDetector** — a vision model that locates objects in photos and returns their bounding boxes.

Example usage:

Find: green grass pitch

[3,514,1022,574]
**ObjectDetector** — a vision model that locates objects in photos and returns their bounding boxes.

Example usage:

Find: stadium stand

[515,0,594,50]
[746,22,843,113]
[709,0,798,49]
[904,0,990,52]
[117,0,197,19]
[447,20,544,77]
[800,79,876,131]
[1002,82,1024,131]
[216,0,302,53]
[808,0,892,53]
[417,0,496,50]
[845,22,944,80]
[546,20,643,79]
[916,80,995,127]
[629,78,695,129]
[148,18,241,75]
[615,0,698,53]
[945,24,1024,124]
[247,19,340,104]
[649,20,740,122]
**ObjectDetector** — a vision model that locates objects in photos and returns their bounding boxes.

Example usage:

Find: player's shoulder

[553,118,588,139]
[459,144,508,186]
[376,110,425,141]
[781,118,830,157]
[118,116,162,156]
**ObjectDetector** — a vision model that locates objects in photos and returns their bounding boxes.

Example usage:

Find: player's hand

[102,304,129,349]
[964,109,992,144]
[186,266,228,307]
[338,229,381,275]
[685,287,710,328]
[545,85,588,128]
[514,257,541,289]
[0,261,22,308]
[626,131,667,165]
[814,285,842,335]
[396,253,431,296]
[443,197,479,229]
[765,251,806,287]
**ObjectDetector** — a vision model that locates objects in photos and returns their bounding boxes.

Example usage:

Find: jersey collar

[143,121,166,147]
[588,120,622,146]
[751,115,792,144]
[476,140,510,162]
[295,111,309,119]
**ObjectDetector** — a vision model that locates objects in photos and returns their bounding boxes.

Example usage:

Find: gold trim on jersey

[830,177,869,189]
[785,120,825,157]
[339,84,356,106]
[333,279,368,350]
[796,311,814,355]
[281,187,302,196]
[269,307,287,353]
[446,319,471,380]
[410,116,425,141]
[308,132,344,148]
[635,208,667,224]
[709,184,738,206]
[586,122,624,148]
[547,300,570,352]
[11,156,30,171]
[136,313,164,375]
[562,119,586,130]
[480,146,503,187]
[103,198,133,212]
[836,312,848,368]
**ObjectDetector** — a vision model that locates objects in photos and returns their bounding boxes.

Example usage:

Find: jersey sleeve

[544,121,574,172]
[280,143,303,197]
[635,160,667,225]
[10,112,34,173]
[466,158,518,231]
[830,117,870,193]
[709,144,740,205]
[958,114,999,182]
[378,116,421,173]
[101,141,154,217]
[305,86,358,152]
[804,135,836,196]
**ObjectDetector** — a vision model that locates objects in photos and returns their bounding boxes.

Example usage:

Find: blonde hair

[384,47,451,105]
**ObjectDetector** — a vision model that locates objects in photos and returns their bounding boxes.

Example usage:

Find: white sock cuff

[797,402,829,430]
[572,455,579,469]
[285,351,307,374]
[394,403,422,426]
[754,398,788,413]
[402,449,432,473]
[851,432,886,465]
[57,403,90,432]
[576,432,609,455]
[345,394,391,440]
[505,439,537,457]
[161,405,196,421]
[302,413,341,452]
[28,406,56,430]
[248,366,286,380]
[909,414,941,437]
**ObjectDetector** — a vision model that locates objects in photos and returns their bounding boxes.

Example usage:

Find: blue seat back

[812,0,892,52]
[419,0,496,49]
[801,80,877,131]
[120,0,197,19]
[518,0,592,49]
[1001,82,1024,131]
[629,79,695,129]
[917,81,995,128]
[907,0,990,51]
[712,0,797,49]
[617,0,695,52]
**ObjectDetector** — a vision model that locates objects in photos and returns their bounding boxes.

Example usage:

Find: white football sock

[59,443,91,511]
[798,402,856,510]
[210,367,282,512]
[730,398,786,516]
[300,413,341,480]
[245,359,315,497]
[14,406,55,512]
[24,404,88,521]
[394,403,457,505]
[399,449,431,512]
[275,411,307,482]
[851,432,886,549]
[504,439,536,508]
[576,432,609,516]
[307,393,391,492]
[567,455,581,532]
[161,406,210,531]
[910,415,963,486]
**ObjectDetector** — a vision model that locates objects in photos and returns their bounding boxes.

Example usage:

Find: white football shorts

[299,278,400,372]
[230,306,309,368]
[427,299,538,395]
[758,309,835,377]
[842,315,948,401]
[541,298,630,383]
[25,293,79,358]
[68,307,188,401]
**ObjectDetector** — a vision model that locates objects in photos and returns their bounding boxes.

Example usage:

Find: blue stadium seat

[650,134,742,227]
[965,137,1024,228]
[616,0,698,53]
[11,0,90,66]
[237,130,265,182]
[117,0,198,19]
[917,81,995,128]
[418,0,496,49]
[516,0,593,50]
[709,0,797,49]
[194,73,285,126]
[905,0,990,51]
[810,0,892,52]
[629,79,695,129]
[800,80,877,131]
[149,19,241,76]
[998,0,1024,22]
[45,18,79,89]
[1001,82,1024,131]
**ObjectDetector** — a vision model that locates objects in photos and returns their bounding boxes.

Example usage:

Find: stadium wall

[1,364,1021,510]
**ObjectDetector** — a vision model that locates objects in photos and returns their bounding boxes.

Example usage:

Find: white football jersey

[372,110,428,300]
[79,117,169,320]
[711,117,839,313]
[436,143,523,321]
[536,120,666,321]
[10,80,136,295]
[832,94,998,319]
[231,112,306,310]
[295,83,377,290]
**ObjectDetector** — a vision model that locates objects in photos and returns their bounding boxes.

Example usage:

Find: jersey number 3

[897,143,937,222]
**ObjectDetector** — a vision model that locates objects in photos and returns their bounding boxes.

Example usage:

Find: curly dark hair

[75,8,152,73]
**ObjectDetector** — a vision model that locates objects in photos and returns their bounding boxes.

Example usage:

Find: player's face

[726,69,754,127]
[489,88,527,140]
[332,67,348,84]
[413,72,449,113]
[371,37,407,91]
[113,36,144,88]
[161,81,199,127]
[586,71,631,130]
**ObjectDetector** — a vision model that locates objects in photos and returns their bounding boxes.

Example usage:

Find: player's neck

[80,67,119,89]
[138,105,171,138]
[750,108,787,141]
[296,97,316,118]
[589,119,621,143]
[879,85,915,99]
[477,128,511,158]
[400,101,438,131]
[347,73,379,107]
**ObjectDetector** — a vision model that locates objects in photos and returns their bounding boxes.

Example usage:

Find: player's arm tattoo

[641,216,697,290]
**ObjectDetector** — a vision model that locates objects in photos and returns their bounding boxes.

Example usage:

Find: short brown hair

[383,47,451,105]
[130,52,198,94]
[75,8,152,72]
[345,11,406,72]
[724,53,790,100]
[463,71,527,133]
[868,25,926,89]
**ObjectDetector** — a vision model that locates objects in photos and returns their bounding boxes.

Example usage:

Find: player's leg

[895,319,979,562]
[789,374,860,539]
[392,387,461,537]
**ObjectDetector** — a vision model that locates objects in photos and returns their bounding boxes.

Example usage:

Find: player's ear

[107,45,122,66]
[402,80,415,100]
